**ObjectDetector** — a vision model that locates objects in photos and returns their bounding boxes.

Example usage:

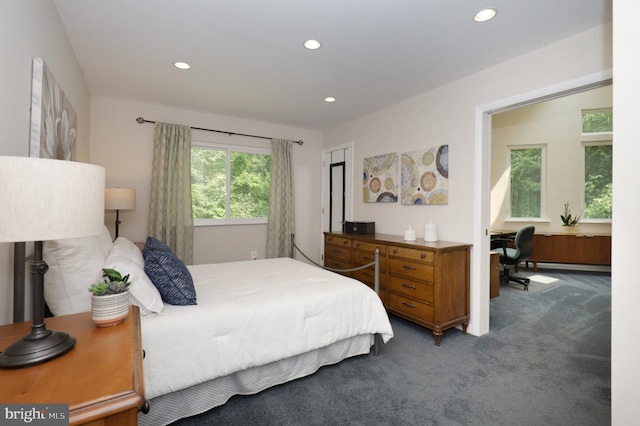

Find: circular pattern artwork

[401,145,449,205]
[363,152,398,203]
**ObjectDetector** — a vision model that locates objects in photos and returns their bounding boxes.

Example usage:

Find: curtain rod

[135,117,303,145]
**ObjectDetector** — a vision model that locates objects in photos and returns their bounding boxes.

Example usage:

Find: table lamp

[105,187,136,239]
[0,156,105,368]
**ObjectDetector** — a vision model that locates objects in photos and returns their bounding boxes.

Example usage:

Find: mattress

[141,257,394,401]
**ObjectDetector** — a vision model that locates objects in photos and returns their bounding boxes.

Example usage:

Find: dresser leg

[462,322,468,334]
[432,330,442,346]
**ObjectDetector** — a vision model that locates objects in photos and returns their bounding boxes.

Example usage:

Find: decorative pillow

[104,253,164,317]
[108,237,145,269]
[142,236,172,258]
[144,250,197,305]
[95,225,114,259]
[43,230,110,316]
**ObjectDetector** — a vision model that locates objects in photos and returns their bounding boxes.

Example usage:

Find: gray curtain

[149,122,193,264]
[266,139,295,258]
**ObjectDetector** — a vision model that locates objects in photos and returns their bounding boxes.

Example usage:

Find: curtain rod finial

[136,117,145,124]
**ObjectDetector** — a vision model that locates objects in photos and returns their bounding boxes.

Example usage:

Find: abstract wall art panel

[363,152,398,203]
[29,57,77,160]
[401,145,449,205]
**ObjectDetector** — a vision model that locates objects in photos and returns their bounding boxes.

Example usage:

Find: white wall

[324,23,612,339]
[0,1,92,325]
[611,1,640,423]
[89,97,324,265]
[491,85,612,235]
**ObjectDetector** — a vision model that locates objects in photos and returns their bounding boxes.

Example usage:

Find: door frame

[473,69,613,336]
[321,142,354,259]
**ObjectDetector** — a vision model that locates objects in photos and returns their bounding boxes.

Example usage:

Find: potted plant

[88,268,132,327]
[561,201,580,233]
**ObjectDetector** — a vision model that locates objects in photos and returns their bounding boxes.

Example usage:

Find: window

[191,142,271,225]
[582,108,613,134]
[508,145,545,219]
[581,108,612,221]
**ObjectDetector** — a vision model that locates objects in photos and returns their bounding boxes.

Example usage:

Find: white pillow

[104,253,164,317]
[43,230,111,316]
[108,237,144,269]
[95,225,114,259]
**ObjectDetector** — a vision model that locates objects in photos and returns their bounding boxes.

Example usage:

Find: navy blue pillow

[143,236,172,259]
[144,250,197,306]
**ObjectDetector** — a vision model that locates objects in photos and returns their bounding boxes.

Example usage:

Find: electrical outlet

[251,251,258,260]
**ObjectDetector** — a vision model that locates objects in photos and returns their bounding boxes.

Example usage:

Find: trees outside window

[191,143,271,225]
[582,108,612,221]
[509,146,544,219]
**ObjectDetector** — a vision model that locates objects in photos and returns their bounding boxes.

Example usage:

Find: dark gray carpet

[172,269,611,425]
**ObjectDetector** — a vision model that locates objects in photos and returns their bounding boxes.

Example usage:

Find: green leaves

[88,268,132,296]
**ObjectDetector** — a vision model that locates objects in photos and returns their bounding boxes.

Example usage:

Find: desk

[0,306,146,425]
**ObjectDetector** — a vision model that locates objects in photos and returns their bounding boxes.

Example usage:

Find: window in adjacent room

[508,145,545,219]
[582,108,613,221]
[191,142,271,225]
[582,108,613,134]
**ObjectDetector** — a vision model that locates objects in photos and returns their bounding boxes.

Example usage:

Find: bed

[38,227,394,425]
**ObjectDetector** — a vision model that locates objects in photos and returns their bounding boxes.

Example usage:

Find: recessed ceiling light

[325,97,336,103]
[174,61,191,70]
[474,8,497,22]
[304,39,321,50]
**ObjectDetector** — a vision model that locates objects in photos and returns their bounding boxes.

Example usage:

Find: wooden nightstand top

[0,306,145,425]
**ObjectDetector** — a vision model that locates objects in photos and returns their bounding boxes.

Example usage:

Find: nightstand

[0,306,146,425]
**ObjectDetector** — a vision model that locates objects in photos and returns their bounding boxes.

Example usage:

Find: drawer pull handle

[420,253,426,259]
[402,283,416,289]
[343,241,349,245]
[355,243,361,247]
[402,265,417,271]
[401,301,416,308]
[363,256,374,260]
[393,249,398,254]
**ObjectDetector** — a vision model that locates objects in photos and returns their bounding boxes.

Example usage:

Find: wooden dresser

[325,232,471,345]
[0,306,146,425]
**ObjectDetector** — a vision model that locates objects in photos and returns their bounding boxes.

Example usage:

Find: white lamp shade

[0,156,105,242]
[105,187,136,211]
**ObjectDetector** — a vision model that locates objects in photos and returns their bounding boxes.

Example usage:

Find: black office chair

[491,225,535,290]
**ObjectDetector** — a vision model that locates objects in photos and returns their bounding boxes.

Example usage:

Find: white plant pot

[91,291,130,327]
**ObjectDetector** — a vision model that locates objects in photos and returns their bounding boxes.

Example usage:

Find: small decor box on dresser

[0,306,146,426]
[324,232,471,345]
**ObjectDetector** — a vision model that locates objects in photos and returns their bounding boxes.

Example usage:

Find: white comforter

[141,257,394,399]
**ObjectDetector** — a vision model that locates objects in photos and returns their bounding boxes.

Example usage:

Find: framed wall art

[401,145,449,205]
[363,152,398,203]
[29,57,77,160]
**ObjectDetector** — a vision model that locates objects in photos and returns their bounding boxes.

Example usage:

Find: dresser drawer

[388,258,434,282]
[353,250,386,267]
[388,246,434,263]
[324,258,352,277]
[324,245,352,263]
[388,293,433,322]
[388,275,433,302]
[352,267,386,289]
[325,235,352,248]
[352,240,386,254]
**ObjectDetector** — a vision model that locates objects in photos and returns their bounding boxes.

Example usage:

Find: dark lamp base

[0,330,76,368]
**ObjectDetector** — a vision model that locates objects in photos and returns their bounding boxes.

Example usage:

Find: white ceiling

[53,0,612,131]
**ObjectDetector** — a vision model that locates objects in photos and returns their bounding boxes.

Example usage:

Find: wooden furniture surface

[0,306,145,426]
[490,252,500,298]
[527,233,611,270]
[325,232,471,346]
